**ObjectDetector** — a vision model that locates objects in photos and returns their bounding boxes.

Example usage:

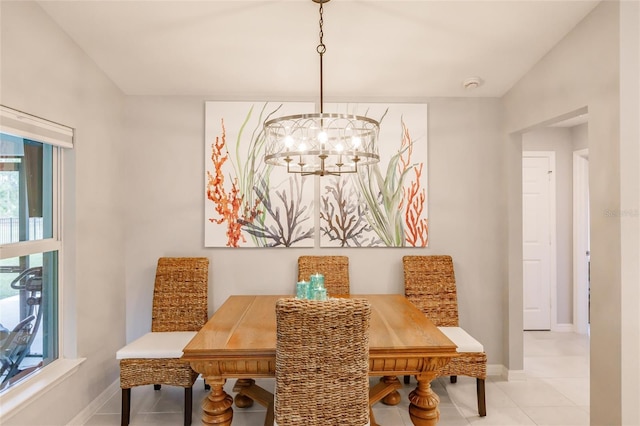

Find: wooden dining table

[182,294,458,426]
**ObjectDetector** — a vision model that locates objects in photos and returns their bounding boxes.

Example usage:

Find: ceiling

[37,0,600,99]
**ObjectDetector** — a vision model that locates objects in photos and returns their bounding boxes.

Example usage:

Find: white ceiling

[37,0,600,99]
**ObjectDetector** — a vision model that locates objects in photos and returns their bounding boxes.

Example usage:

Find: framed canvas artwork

[204,101,315,248]
[319,103,429,247]
[204,101,428,248]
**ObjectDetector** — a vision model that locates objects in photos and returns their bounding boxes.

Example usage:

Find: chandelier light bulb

[284,135,294,148]
[317,131,328,144]
[352,136,361,148]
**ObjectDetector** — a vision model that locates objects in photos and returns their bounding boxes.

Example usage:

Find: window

[0,106,72,393]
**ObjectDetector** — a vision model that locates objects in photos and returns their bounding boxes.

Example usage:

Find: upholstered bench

[437,326,487,416]
[116,331,198,426]
[438,327,484,353]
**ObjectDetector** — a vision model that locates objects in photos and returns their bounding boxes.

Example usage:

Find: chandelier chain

[317,2,326,113]
[317,3,326,55]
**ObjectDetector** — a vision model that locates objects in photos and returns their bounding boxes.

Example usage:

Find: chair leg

[450,375,457,383]
[477,378,486,417]
[264,399,274,426]
[184,387,193,426]
[369,405,379,426]
[154,384,161,390]
[121,388,131,426]
[403,375,410,384]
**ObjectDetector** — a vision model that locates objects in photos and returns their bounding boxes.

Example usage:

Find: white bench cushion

[116,331,197,359]
[438,327,484,353]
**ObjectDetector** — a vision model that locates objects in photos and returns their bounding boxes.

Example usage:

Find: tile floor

[84,331,589,426]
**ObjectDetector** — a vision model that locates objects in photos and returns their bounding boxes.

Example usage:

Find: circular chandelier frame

[263,0,380,177]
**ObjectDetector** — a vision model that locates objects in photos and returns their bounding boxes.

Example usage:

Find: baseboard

[552,323,574,332]
[486,363,504,378]
[490,364,527,381]
[66,378,119,425]
[507,369,527,381]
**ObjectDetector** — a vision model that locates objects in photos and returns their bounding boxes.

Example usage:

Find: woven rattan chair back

[403,255,459,327]
[297,255,350,296]
[402,254,487,417]
[151,257,209,332]
[275,298,371,426]
[120,257,209,426]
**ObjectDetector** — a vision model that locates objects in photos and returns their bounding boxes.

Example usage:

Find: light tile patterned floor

[84,331,589,426]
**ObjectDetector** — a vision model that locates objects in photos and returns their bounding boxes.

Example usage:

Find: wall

[502,2,635,425]
[522,127,574,327]
[571,123,588,151]
[0,2,126,425]
[122,96,507,367]
[619,1,640,424]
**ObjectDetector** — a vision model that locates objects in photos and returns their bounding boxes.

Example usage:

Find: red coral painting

[204,102,315,248]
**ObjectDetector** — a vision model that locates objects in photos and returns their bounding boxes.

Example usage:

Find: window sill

[0,358,86,421]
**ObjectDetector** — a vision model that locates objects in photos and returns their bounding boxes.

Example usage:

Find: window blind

[0,105,73,148]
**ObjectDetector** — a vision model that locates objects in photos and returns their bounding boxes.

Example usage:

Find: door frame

[573,148,590,334]
[522,151,557,330]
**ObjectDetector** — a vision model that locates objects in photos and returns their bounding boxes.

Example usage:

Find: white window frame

[0,105,83,419]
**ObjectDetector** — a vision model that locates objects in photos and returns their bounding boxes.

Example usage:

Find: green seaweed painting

[319,103,429,247]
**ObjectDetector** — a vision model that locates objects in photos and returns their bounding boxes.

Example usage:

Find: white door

[523,152,555,330]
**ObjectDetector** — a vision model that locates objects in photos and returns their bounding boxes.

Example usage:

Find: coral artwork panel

[319,103,429,247]
[204,101,315,248]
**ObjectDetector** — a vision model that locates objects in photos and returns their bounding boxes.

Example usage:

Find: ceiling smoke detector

[463,76,483,90]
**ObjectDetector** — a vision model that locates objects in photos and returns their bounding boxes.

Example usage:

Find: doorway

[521,112,589,333]
[522,151,556,330]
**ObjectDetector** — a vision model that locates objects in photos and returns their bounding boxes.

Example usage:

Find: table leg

[370,375,403,415]
[379,376,402,405]
[408,370,440,426]
[232,379,255,408]
[201,377,233,425]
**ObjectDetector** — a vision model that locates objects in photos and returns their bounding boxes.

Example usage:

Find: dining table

[182,294,458,426]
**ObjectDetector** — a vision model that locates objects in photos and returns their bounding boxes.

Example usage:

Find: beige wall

[619,1,640,425]
[571,123,588,151]
[1,2,126,425]
[122,97,507,367]
[502,1,640,425]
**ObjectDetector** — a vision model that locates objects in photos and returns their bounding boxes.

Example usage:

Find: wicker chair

[297,255,350,296]
[402,255,487,417]
[117,257,209,426]
[274,298,371,426]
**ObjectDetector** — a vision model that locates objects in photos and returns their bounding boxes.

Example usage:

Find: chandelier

[263,0,380,177]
